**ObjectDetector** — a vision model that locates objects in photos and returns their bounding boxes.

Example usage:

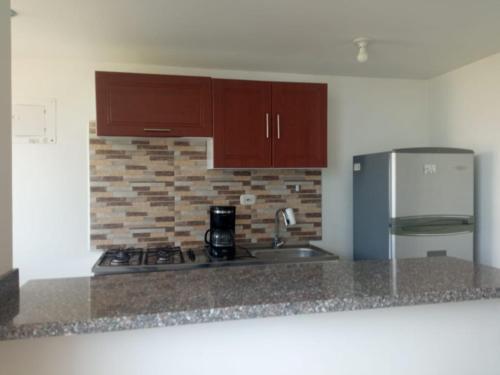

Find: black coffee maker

[205,206,236,258]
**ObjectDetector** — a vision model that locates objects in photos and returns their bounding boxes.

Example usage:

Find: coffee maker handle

[204,229,211,245]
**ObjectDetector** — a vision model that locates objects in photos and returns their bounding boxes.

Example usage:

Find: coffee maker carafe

[205,206,236,258]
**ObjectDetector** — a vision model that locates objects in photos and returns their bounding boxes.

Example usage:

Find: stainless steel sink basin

[248,245,338,263]
[250,247,324,259]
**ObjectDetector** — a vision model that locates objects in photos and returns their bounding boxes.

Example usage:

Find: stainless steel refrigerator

[353,148,474,261]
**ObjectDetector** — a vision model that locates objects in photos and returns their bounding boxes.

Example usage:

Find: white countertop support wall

[1,299,500,375]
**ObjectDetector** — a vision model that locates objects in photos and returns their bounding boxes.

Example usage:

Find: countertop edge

[2,286,500,341]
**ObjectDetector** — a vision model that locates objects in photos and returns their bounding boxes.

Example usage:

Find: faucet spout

[272,208,295,248]
[272,209,284,248]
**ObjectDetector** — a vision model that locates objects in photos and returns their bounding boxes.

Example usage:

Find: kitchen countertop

[2,256,500,341]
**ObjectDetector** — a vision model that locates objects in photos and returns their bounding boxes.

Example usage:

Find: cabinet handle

[276,114,281,139]
[144,128,172,132]
[265,113,270,139]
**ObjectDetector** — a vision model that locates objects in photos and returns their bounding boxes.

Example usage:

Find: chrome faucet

[272,208,296,248]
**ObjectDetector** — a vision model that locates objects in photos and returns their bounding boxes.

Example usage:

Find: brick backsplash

[89,123,322,250]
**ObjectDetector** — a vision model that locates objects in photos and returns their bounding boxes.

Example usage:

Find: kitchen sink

[250,247,325,259]
[247,245,338,263]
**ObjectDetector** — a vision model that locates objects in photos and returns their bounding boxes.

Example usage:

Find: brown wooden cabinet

[213,80,273,168]
[96,72,213,137]
[272,82,327,168]
[212,79,327,168]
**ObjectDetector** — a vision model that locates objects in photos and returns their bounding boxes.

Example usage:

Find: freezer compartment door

[390,231,473,261]
[391,152,474,217]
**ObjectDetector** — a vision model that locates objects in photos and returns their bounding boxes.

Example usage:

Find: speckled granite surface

[2,257,500,341]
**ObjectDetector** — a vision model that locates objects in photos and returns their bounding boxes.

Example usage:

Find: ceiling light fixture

[10,9,18,17]
[353,37,370,63]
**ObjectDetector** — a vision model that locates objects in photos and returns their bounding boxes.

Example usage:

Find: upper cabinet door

[213,79,273,168]
[96,72,213,137]
[272,82,327,168]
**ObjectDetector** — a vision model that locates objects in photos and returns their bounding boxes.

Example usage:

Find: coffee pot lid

[210,205,235,214]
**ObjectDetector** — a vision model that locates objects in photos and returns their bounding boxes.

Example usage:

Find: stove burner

[156,249,173,264]
[110,251,130,265]
[142,247,184,266]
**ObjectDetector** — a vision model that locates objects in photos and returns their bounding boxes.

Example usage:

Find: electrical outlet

[240,194,256,206]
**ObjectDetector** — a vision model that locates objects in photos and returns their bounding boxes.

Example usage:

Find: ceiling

[10,0,500,79]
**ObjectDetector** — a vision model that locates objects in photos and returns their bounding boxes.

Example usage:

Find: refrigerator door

[390,150,474,218]
[389,149,474,260]
[390,215,474,260]
[390,232,473,261]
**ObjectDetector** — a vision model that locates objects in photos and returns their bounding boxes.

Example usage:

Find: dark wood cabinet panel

[272,82,327,168]
[212,79,327,168]
[96,72,213,137]
[213,79,273,168]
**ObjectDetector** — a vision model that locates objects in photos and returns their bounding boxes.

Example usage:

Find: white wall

[1,299,500,375]
[0,0,12,276]
[11,58,430,283]
[429,52,500,268]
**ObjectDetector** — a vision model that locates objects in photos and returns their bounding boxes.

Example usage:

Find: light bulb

[357,46,368,63]
[353,37,370,64]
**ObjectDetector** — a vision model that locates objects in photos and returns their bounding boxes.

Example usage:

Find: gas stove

[92,245,257,275]
[92,246,208,275]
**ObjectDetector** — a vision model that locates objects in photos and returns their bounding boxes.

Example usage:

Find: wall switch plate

[240,194,256,206]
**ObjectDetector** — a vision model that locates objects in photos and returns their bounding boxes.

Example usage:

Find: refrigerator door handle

[390,215,474,236]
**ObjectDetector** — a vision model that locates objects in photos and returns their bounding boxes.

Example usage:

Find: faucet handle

[282,208,296,227]
[272,237,285,249]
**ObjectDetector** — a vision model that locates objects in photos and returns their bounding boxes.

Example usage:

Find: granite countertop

[2,257,500,341]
